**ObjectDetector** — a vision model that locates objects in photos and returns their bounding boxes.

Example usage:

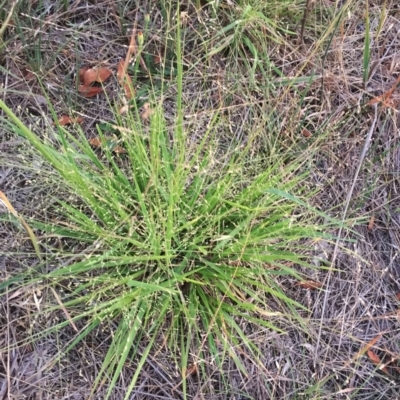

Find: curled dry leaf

[354,334,382,361]
[297,280,323,290]
[89,137,127,154]
[78,66,90,83]
[78,85,103,98]
[113,145,128,154]
[88,137,102,147]
[368,75,400,108]
[368,214,375,231]
[302,128,312,138]
[55,115,84,126]
[153,54,162,65]
[141,102,154,120]
[21,67,35,81]
[83,67,112,86]
[117,59,135,99]
[119,104,130,115]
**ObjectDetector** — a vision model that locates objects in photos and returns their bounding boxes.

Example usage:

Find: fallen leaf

[302,128,312,138]
[368,215,375,231]
[78,85,103,98]
[354,334,382,361]
[180,11,189,25]
[367,349,380,364]
[396,292,400,300]
[368,75,400,108]
[297,280,323,290]
[117,59,126,81]
[88,137,102,147]
[154,54,162,65]
[55,115,84,126]
[78,66,90,83]
[89,137,127,154]
[21,67,35,81]
[117,59,135,99]
[141,102,153,120]
[113,145,127,154]
[119,104,130,115]
[83,67,112,85]
[367,350,390,375]
[183,363,198,378]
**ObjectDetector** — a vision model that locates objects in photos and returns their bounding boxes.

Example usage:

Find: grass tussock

[1,0,400,399]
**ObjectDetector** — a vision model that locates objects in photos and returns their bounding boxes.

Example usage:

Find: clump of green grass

[0,5,340,399]
[0,93,336,398]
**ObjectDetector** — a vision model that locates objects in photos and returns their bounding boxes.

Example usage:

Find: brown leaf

[354,334,382,361]
[88,137,102,147]
[21,67,35,81]
[123,81,134,99]
[78,85,103,98]
[396,292,400,300]
[89,137,127,154]
[302,128,312,138]
[367,350,390,375]
[367,349,380,364]
[117,59,126,81]
[83,67,112,85]
[113,145,127,154]
[78,66,90,84]
[119,104,130,115]
[55,115,84,126]
[368,215,375,231]
[154,54,162,65]
[297,280,323,290]
[117,59,135,99]
[368,75,400,108]
[141,102,153,121]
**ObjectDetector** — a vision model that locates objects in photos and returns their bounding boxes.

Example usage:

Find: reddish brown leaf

[354,334,382,361]
[89,137,127,154]
[117,59,126,81]
[113,145,127,154]
[367,350,390,375]
[88,138,102,147]
[117,59,135,99]
[368,75,400,107]
[368,215,375,231]
[21,67,35,81]
[396,292,400,300]
[83,67,112,85]
[123,81,134,99]
[55,115,84,126]
[367,349,380,364]
[302,128,312,138]
[78,85,103,98]
[153,54,162,65]
[297,280,323,290]
[78,66,90,83]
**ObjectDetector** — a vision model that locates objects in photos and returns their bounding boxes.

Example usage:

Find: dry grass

[1,0,400,398]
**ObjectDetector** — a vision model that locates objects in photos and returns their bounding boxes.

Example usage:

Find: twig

[298,0,311,45]
[314,104,379,365]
